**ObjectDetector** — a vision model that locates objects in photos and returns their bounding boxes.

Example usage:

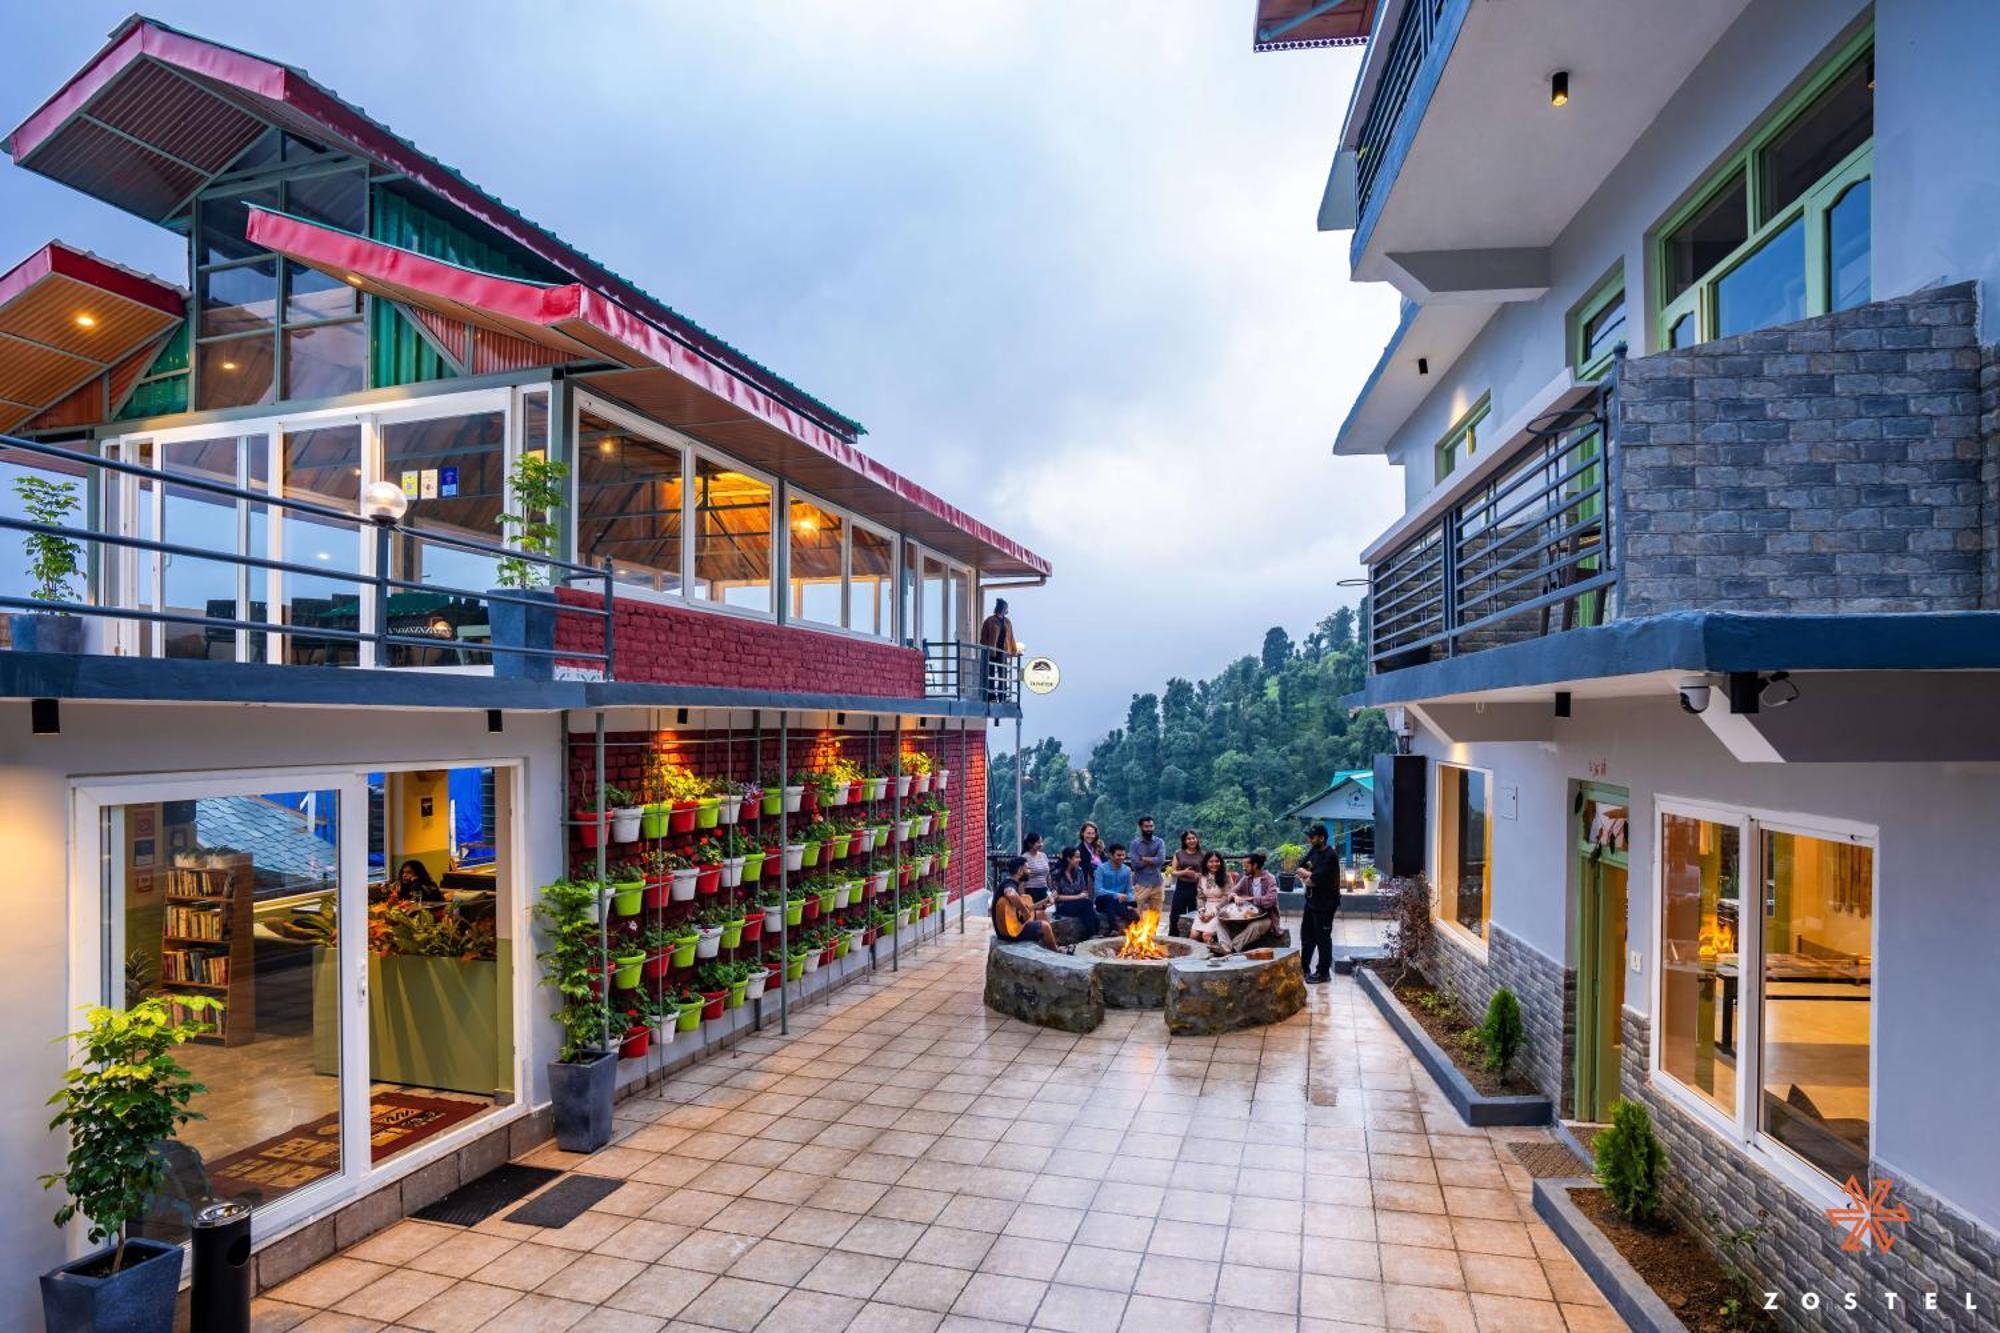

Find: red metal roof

[247,208,1050,578]
[1252,0,1379,50]
[0,242,183,433]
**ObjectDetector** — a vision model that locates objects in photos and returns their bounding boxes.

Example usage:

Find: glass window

[1715,216,1806,339]
[287,168,367,234]
[922,556,949,644]
[576,411,684,594]
[199,188,280,267]
[1435,400,1487,482]
[381,412,507,663]
[284,323,366,400]
[157,436,262,661]
[280,425,362,666]
[851,526,894,637]
[901,542,920,644]
[198,336,276,410]
[199,260,280,338]
[1658,812,1740,1118]
[1664,172,1749,303]
[1435,764,1491,941]
[1667,311,1696,350]
[285,264,363,325]
[1760,56,1873,223]
[692,456,772,613]
[1758,830,1872,1181]
[1579,290,1625,372]
[787,497,843,626]
[1827,178,1871,312]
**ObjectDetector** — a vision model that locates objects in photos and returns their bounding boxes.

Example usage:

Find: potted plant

[657,850,697,903]
[573,797,608,851]
[694,964,729,1020]
[691,837,724,894]
[744,958,769,1001]
[784,888,807,927]
[936,764,952,792]
[715,780,746,826]
[719,906,747,951]
[617,1007,651,1060]
[641,925,678,981]
[39,996,216,1332]
[669,923,700,969]
[491,453,568,681]
[10,474,93,655]
[740,902,764,945]
[782,771,809,814]
[721,961,752,1009]
[800,819,836,869]
[784,838,808,872]
[695,776,724,830]
[672,986,704,1034]
[606,785,643,843]
[532,879,616,1151]
[609,864,645,917]
[757,884,787,933]
[639,789,672,840]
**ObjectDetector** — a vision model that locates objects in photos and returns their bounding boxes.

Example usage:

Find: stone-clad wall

[1618,1010,2000,1332]
[1980,349,2000,606]
[1425,921,1575,1116]
[1616,282,1990,615]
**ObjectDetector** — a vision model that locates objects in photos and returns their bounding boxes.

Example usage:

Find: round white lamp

[361,480,410,526]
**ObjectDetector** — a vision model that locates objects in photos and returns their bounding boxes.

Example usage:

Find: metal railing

[924,640,1020,706]
[1354,0,1451,223]
[1367,381,1618,672]
[0,433,616,678]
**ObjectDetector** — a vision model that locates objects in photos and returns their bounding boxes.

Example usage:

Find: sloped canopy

[246,208,1050,577]
[1253,0,1379,50]
[0,242,183,433]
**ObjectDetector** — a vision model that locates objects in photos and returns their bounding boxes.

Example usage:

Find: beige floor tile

[595,1218,693,1263]
[268,1258,394,1310]
[908,1224,999,1269]
[646,1188,737,1228]
[1302,1238,1380,1280]
[1558,1300,1627,1331]
[935,1196,1017,1233]
[397,1280,523,1333]
[1214,1265,1299,1315]
[1050,1242,1142,1291]
[478,1291,593,1331]
[404,1230,519,1278]
[342,1220,453,1266]
[1378,1243,1465,1290]
[798,1249,897,1299]
[675,1275,790,1332]
[663,1228,763,1274]
[1461,1252,1555,1300]
[725,1237,827,1285]
[469,1241,576,1292]
[1381,1282,1478,1332]
[950,1272,1048,1324]
[979,1235,1068,1281]
[331,1268,454,1321]
[875,1260,975,1311]
[706,1196,794,1237]
[847,1301,948,1333]
[1223,1228,1301,1270]
[838,1215,930,1259]
[1033,1282,1128,1332]
[1134,1253,1219,1302]
[1374,1210,1456,1249]
[766,1203,859,1247]
[534,1252,646,1304]
[1468,1292,1572,1332]
[604,1267,715,1318]
[250,1298,315,1332]
[1117,1292,1213,1333]
[1297,1275,1387,1328]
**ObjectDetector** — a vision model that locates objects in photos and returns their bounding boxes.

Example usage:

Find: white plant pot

[895,820,912,842]
[583,891,605,924]
[718,795,743,825]
[895,774,913,798]
[784,843,806,871]
[913,773,931,795]
[722,856,746,888]
[915,814,933,836]
[856,828,876,853]
[936,770,951,791]
[671,869,700,902]
[868,871,887,895]
[833,883,851,909]
[696,927,722,959]
[867,776,888,801]
[825,784,848,807]
[763,904,784,931]
[610,807,644,842]
[745,972,767,1000]
[847,929,867,951]
[782,785,805,813]
[802,951,821,973]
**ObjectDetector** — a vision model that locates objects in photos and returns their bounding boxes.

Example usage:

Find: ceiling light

[74,313,97,329]
[344,273,364,286]
[31,698,60,735]
[220,360,239,372]
[1550,71,1570,107]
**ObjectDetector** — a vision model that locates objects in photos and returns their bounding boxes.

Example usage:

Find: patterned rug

[205,1091,487,1201]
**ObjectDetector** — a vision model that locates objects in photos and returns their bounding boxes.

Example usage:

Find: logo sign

[1827,1177,1909,1253]
[439,466,459,498]
[1023,657,1061,695]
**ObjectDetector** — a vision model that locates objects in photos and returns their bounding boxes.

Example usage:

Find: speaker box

[1373,753,1427,878]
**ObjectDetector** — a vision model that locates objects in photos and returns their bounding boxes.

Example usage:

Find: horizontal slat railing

[1354,0,1449,221]
[924,640,1019,706]
[0,433,616,677]
[1365,379,1617,672]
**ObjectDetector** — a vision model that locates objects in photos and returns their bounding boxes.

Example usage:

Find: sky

[0,2,1402,752]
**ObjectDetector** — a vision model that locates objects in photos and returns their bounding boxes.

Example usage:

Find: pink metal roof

[247,208,1050,577]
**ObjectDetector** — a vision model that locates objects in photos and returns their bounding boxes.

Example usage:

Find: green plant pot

[741,850,765,883]
[721,919,745,949]
[817,889,836,914]
[675,1001,702,1033]
[762,791,782,816]
[611,883,644,916]
[671,936,698,968]
[726,980,749,1009]
[696,796,722,829]
[938,812,950,830]
[785,899,805,926]
[613,953,645,990]
[835,935,852,959]
[640,804,671,839]
[785,953,808,980]
[801,840,821,867]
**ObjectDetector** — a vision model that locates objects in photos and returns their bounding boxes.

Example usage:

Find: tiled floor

[251,919,1628,1332]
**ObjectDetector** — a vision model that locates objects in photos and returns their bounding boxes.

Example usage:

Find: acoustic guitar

[991,886,1045,940]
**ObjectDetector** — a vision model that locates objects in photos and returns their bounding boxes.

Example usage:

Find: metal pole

[869,716,880,971]
[1013,716,1023,860]
[594,710,609,1054]
[778,710,789,1035]
[371,523,391,669]
[892,715,903,972]
[958,718,968,935]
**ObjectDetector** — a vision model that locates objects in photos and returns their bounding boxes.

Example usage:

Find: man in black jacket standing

[1296,824,1341,983]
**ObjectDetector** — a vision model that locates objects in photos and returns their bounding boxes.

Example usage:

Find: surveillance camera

[1677,679,1710,715]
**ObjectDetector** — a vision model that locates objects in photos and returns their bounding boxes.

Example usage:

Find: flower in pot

[717,960,752,1009]
[693,907,726,959]
[612,943,646,990]
[653,850,697,902]
[641,925,678,980]
[719,907,747,951]
[757,883,787,932]
[694,776,724,829]
[605,785,644,843]
[846,923,868,954]
[639,788,672,840]
[784,945,810,980]
[739,906,764,944]
[39,996,217,1331]
[531,879,617,1151]
[673,986,705,1033]
[691,837,724,894]
[800,819,835,869]
[760,771,786,817]
[783,770,811,814]
[784,839,808,872]
[815,767,847,808]
[573,798,609,850]
[693,963,730,1019]
[669,924,701,969]
[744,960,769,1001]
[784,890,807,926]
[618,1007,651,1059]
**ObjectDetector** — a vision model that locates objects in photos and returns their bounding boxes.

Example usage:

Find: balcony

[924,641,1021,707]
[1359,286,1993,701]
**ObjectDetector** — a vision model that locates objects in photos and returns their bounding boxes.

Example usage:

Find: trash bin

[190,1199,252,1333]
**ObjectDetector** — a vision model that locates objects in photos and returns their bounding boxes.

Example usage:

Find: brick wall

[1424,919,1575,1116]
[554,589,926,697]
[1616,282,1989,615]
[1618,1010,2000,1332]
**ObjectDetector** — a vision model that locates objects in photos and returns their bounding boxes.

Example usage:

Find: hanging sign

[400,470,421,498]
[419,469,439,499]
[439,466,459,498]
[1023,656,1061,694]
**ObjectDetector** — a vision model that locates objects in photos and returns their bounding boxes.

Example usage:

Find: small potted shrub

[609,864,645,918]
[784,838,808,872]
[786,942,812,980]
[691,837,724,895]
[784,888,807,927]
[744,958,770,1001]
[757,884,786,933]
[693,906,727,959]
[719,906,747,950]
[721,961,752,1009]
[532,879,616,1151]
[641,925,677,981]
[660,850,698,903]
[669,924,700,969]
[617,1007,651,1060]
[39,996,217,1333]
[672,986,704,1035]
[573,797,608,850]
[716,780,746,826]
[782,771,810,814]
[740,902,764,945]
[606,786,643,843]
[490,454,567,680]
[10,474,93,655]
[694,965,729,1020]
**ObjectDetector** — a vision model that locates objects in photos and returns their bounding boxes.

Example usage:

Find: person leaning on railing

[978,598,1020,701]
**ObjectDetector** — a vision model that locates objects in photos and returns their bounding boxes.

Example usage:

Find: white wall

[1380,0,1872,492]
[1412,694,2000,1231]
[0,701,563,1329]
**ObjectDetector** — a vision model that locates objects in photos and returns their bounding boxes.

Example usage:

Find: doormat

[503,1173,624,1227]
[1507,1139,1592,1179]
[414,1163,561,1226]
[204,1092,489,1202]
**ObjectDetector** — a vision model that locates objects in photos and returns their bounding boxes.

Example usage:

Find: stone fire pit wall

[1165,947,1306,1035]
[983,941,1103,1033]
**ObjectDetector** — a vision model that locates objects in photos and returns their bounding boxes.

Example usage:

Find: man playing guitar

[992,855,1062,950]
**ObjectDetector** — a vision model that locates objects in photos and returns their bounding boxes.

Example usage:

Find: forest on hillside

[987,606,1390,857]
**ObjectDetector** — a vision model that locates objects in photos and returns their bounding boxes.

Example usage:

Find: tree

[1260,626,1294,673]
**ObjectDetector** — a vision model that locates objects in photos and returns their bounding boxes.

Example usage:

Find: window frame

[1652,30,1874,350]
[1433,395,1491,484]
[1432,760,1494,955]
[1648,795,1878,1209]
[781,483,901,640]
[1569,270,1627,380]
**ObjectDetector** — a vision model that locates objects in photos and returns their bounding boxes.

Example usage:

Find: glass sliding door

[380,410,507,666]
[278,425,363,666]
[1658,811,1740,1117]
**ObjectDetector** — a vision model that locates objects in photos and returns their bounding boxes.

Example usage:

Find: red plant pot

[619,1025,650,1059]
[848,780,865,804]
[741,914,764,943]
[764,959,784,982]
[695,865,722,895]
[863,927,876,946]
[802,896,821,921]
[669,802,698,835]
[762,845,781,863]
[575,810,606,849]
[700,989,726,1021]
[644,878,672,910]
[819,944,836,966]
[642,952,672,981]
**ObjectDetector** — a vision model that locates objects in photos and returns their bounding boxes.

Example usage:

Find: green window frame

[1570,270,1626,380]
[1434,395,1490,482]
[1654,29,1873,350]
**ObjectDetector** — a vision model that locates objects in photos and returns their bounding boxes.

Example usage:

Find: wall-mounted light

[343,272,364,287]
[1550,70,1570,107]
[1416,357,1430,375]
[31,698,59,735]
[220,360,239,372]
[487,709,504,734]
[676,708,689,725]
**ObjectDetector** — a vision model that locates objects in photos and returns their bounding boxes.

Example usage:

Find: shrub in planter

[1594,1099,1668,1226]
[740,911,763,944]
[606,786,643,843]
[640,799,672,840]
[720,911,746,950]
[573,804,608,850]
[785,893,807,926]
[641,926,678,980]
[618,1011,651,1060]
[673,987,704,1033]
[533,879,616,1151]
[609,871,645,919]
[39,995,217,1332]
[1475,988,1526,1076]
[670,926,700,969]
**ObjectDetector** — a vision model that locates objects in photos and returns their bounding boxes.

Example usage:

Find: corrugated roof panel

[26,117,203,219]
[90,56,266,175]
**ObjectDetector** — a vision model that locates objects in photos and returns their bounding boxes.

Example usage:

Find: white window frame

[1648,795,1879,1210]
[784,482,900,641]
[907,542,973,647]
[1432,760,1494,957]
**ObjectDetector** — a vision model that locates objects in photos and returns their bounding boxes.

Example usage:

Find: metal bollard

[189,1200,253,1333]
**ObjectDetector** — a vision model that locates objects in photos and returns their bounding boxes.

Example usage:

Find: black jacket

[1299,845,1342,910]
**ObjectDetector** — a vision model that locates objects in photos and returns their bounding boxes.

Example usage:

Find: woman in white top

[1020,832,1051,903]
[1190,850,1233,945]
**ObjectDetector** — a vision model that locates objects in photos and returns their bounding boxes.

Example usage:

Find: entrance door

[1574,785,1630,1122]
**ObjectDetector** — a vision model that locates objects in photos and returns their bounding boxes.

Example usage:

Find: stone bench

[983,939,1103,1032]
[1164,947,1307,1035]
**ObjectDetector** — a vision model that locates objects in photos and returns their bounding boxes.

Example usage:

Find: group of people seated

[992,817,1281,954]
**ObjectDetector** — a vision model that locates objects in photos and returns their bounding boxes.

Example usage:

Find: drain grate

[503,1173,624,1227]
[1507,1140,1591,1179]
[412,1164,560,1227]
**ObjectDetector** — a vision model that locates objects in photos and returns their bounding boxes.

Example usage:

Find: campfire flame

[1117,909,1167,960]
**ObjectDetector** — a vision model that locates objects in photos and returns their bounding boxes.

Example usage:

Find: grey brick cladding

[1618,1009,2000,1333]
[1424,921,1574,1116]
[1614,282,1991,616]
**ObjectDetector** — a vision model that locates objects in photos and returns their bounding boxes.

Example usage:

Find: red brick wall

[555,589,924,697]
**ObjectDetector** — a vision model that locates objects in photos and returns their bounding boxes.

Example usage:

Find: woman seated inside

[1188,850,1232,947]
[1219,851,1280,953]
[991,855,1061,951]
[1049,845,1098,942]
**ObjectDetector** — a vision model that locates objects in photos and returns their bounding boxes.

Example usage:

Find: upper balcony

[1355,284,1996,718]
[1331,0,1753,296]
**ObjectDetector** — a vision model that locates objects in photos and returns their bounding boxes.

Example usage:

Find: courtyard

[247,915,1625,1333]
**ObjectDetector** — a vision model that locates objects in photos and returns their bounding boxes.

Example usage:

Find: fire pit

[1075,918,1209,1009]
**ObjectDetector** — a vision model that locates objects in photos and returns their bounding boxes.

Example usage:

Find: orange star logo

[1825,1176,1910,1252]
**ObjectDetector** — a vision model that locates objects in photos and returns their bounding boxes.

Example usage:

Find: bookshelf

[159,854,254,1046]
